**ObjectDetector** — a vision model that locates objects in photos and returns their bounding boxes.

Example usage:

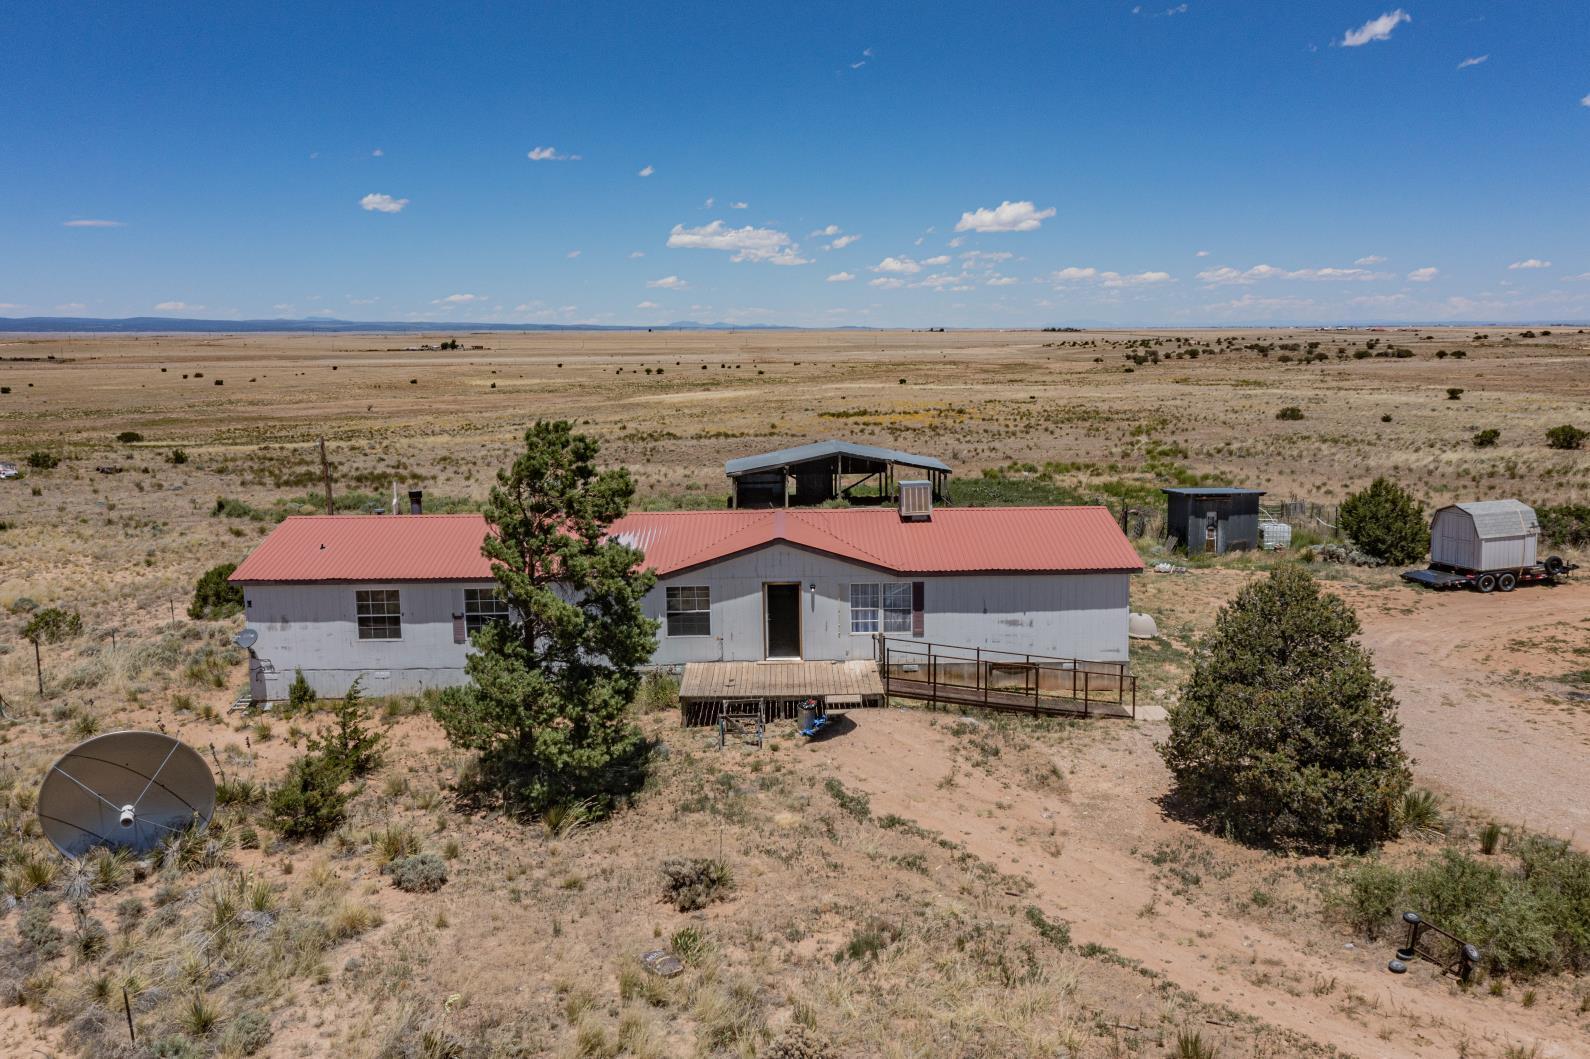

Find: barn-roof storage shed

[1430,500,1539,573]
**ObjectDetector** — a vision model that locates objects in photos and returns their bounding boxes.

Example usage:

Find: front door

[764,583,801,659]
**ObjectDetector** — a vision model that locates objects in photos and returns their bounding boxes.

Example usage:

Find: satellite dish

[234,628,258,649]
[37,731,216,858]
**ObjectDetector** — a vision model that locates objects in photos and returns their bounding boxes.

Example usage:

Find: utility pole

[319,436,334,515]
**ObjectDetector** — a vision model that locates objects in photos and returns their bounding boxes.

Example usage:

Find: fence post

[1082,670,1090,718]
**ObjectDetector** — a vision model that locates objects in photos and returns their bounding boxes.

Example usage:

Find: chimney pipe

[408,489,423,515]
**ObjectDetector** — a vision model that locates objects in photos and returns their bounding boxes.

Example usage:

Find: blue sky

[4,1,1588,326]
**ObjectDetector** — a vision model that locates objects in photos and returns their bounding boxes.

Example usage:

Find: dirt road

[1353,581,1590,841]
[821,710,1586,1058]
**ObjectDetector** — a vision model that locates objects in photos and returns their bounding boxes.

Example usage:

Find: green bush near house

[1160,567,1410,853]
[188,561,243,619]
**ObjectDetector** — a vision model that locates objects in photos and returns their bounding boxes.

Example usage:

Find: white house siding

[643,543,1129,667]
[241,581,494,699]
[239,548,1131,699]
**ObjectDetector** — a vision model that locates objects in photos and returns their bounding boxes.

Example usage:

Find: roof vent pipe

[408,489,423,515]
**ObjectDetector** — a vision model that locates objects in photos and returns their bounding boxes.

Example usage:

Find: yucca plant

[1479,822,1504,855]
[371,825,420,866]
[1176,1029,1219,1059]
[179,992,222,1037]
[1400,788,1445,837]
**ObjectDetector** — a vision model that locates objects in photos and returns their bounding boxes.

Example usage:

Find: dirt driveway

[818,710,1587,1058]
[1350,580,1590,841]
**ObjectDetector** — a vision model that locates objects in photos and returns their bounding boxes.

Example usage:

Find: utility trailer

[1402,557,1575,593]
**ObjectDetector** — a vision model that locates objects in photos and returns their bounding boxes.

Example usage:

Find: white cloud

[954,200,1055,233]
[869,277,904,289]
[1350,293,1411,308]
[371,148,383,157]
[1045,266,1171,288]
[873,256,922,274]
[1194,249,1209,257]
[646,275,688,289]
[1105,270,1172,286]
[566,250,581,259]
[1197,263,1385,284]
[636,300,660,309]
[359,193,408,213]
[154,301,200,311]
[1457,55,1488,69]
[960,250,1013,268]
[528,146,581,161]
[666,220,807,264]
[827,272,856,283]
[1582,94,1590,108]
[1508,258,1551,270]
[921,255,951,266]
[55,302,87,311]
[1354,255,1386,265]
[730,201,748,209]
[637,164,654,177]
[828,233,861,250]
[0,303,25,311]
[1407,267,1439,282]
[62,218,124,228]
[1341,9,1410,47]
[434,293,482,304]
[986,276,1019,286]
[704,197,715,208]
[1565,272,1590,282]
[629,250,646,259]
[811,224,841,237]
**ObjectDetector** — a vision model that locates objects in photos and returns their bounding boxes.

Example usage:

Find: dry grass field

[1,327,1588,1058]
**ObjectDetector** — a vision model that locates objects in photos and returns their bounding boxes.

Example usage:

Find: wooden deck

[680,660,884,702]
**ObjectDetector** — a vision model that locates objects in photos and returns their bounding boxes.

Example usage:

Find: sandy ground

[820,709,1588,1058]
[1352,581,1590,841]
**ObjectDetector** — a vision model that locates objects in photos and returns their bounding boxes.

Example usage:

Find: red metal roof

[231,507,1143,584]
[612,506,1142,576]
[229,515,495,583]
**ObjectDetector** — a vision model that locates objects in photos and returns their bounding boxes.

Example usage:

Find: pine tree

[309,676,383,777]
[1160,566,1410,852]
[432,421,658,815]
[1338,477,1429,565]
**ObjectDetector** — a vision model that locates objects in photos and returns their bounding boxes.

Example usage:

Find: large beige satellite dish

[37,731,215,858]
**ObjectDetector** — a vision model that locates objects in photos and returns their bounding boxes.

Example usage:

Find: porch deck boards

[679,660,884,703]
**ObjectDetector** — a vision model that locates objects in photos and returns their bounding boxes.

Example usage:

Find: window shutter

[452,613,466,644]
[911,581,925,638]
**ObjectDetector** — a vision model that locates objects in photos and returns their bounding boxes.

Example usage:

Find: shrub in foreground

[1333,836,1590,977]
[385,852,448,893]
[267,752,349,841]
[660,857,734,911]
[1160,567,1410,852]
[1338,476,1429,565]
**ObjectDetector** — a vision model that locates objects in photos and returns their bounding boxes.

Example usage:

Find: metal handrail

[876,636,1135,719]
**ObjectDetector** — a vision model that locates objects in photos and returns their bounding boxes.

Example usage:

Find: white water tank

[1260,521,1293,550]
[1128,612,1159,639]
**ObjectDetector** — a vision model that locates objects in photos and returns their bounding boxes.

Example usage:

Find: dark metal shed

[725,440,951,508]
[1161,487,1266,555]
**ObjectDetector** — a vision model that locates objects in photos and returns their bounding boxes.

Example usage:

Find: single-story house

[229,497,1142,701]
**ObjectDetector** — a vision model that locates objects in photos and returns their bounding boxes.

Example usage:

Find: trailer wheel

[1476,573,1497,593]
[1498,572,1517,592]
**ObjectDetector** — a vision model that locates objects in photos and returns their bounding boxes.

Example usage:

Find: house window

[850,582,912,634]
[463,587,510,634]
[665,586,711,636]
[355,589,401,640]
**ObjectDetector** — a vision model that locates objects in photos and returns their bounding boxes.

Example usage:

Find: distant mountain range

[0,316,846,334]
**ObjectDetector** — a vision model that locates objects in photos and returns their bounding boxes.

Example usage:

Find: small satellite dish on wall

[234,628,258,649]
[37,731,216,858]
